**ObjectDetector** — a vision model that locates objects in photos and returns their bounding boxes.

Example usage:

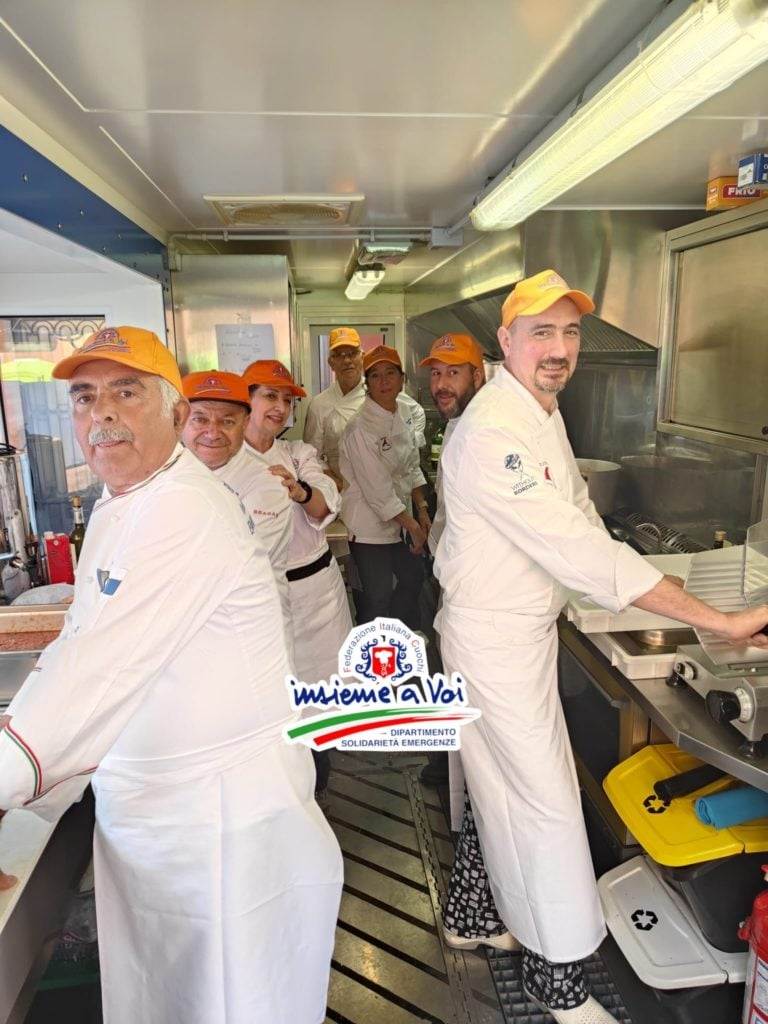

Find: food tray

[587,631,680,680]
[565,554,693,634]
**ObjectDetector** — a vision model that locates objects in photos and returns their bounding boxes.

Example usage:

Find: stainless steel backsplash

[559,365,756,546]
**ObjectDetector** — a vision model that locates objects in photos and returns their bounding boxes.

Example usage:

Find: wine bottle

[430,425,444,468]
[70,497,86,568]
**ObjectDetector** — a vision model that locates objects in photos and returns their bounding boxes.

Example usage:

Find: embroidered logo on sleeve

[504,453,537,496]
[96,567,126,595]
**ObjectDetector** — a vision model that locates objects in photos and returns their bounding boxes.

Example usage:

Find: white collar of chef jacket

[496,364,557,425]
[330,378,365,403]
[95,443,186,509]
[360,394,404,430]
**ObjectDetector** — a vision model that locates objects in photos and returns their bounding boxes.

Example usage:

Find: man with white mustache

[0,327,342,1024]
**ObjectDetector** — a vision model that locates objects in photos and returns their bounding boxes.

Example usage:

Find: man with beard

[417,333,515,950]
[433,271,768,1023]
[419,333,485,556]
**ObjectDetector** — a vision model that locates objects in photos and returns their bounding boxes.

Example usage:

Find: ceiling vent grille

[204,194,364,228]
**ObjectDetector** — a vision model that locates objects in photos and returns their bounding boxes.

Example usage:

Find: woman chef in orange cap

[242,360,353,796]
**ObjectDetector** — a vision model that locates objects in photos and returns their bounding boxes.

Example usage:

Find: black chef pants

[349,540,424,630]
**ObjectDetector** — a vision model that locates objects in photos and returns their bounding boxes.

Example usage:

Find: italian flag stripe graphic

[286,706,478,748]
[2,724,43,797]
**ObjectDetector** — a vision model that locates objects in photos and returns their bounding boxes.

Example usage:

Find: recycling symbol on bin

[631,909,659,931]
[642,793,670,815]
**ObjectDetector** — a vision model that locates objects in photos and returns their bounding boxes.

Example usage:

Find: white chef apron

[289,560,352,685]
[438,604,605,963]
[92,733,342,1024]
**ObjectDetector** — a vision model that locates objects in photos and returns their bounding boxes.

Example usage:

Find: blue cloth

[695,785,768,829]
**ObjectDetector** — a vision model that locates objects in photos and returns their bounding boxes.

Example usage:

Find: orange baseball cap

[52,325,183,391]
[242,359,306,397]
[363,345,402,372]
[501,269,595,329]
[182,370,251,410]
[419,333,484,370]
[329,327,361,350]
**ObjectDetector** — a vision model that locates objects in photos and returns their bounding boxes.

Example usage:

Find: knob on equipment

[705,689,742,725]
[673,660,697,682]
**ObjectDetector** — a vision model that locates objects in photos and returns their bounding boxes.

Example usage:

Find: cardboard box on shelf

[737,152,768,189]
[705,175,762,211]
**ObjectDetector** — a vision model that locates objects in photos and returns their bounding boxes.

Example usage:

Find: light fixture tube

[345,268,385,301]
[471,0,768,231]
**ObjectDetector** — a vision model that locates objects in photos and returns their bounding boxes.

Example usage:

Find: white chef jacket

[0,444,342,1021]
[434,366,662,616]
[222,439,349,688]
[242,438,339,571]
[427,417,457,556]
[304,378,426,472]
[434,367,662,963]
[215,442,292,613]
[339,396,426,545]
[398,390,427,448]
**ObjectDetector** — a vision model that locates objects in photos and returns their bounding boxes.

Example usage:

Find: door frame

[293,308,405,437]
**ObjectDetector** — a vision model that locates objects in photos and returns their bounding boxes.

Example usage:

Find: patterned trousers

[443,793,588,1011]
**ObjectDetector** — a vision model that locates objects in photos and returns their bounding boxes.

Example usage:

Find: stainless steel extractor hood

[405,209,697,376]
[408,286,657,367]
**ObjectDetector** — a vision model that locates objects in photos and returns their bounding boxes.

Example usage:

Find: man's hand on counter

[721,606,768,647]
[634,575,768,648]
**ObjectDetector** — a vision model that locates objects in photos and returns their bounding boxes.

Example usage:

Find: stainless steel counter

[618,672,768,793]
[573,627,768,793]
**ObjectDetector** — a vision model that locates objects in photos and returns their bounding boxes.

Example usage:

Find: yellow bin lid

[603,744,768,866]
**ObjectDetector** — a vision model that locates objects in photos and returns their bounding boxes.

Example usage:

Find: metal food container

[575,458,621,515]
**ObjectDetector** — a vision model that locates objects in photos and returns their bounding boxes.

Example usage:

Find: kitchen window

[0,316,104,534]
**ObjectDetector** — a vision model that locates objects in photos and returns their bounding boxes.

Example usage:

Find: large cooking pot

[622,454,729,520]
[575,458,621,516]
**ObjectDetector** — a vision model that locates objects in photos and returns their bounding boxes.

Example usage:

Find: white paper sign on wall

[215,323,276,373]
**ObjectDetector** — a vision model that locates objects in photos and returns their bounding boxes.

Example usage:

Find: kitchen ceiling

[0,0,766,288]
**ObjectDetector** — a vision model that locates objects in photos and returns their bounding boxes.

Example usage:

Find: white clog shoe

[524,991,619,1023]
[443,927,521,952]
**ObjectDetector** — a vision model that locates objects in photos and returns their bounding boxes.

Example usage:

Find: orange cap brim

[246,378,306,397]
[52,350,183,392]
[418,353,483,369]
[365,356,402,371]
[188,395,251,411]
[502,288,595,329]
[329,339,361,351]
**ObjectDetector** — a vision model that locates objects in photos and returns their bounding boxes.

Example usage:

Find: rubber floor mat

[488,949,632,1024]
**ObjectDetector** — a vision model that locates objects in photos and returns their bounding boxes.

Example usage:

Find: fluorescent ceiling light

[471,0,768,231]
[345,268,385,301]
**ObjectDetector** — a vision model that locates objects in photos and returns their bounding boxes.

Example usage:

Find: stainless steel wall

[558,362,657,465]
[170,255,293,375]
[559,366,756,546]
[405,209,695,344]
